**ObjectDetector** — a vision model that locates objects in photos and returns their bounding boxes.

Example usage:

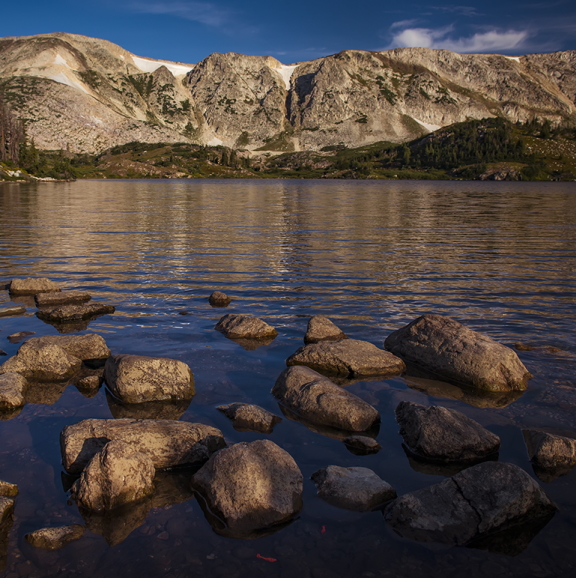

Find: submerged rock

[25,524,85,550]
[272,366,380,432]
[192,440,303,537]
[61,418,226,474]
[215,313,278,340]
[395,401,500,463]
[312,466,396,511]
[104,354,194,403]
[9,278,61,296]
[72,440,156,511]
[106,391,191,421]
[384,461,556,547]
[36,303,115,323]
[0,342,81,382]
[25,334,111,362]
[0,373,27,410]
[217,402,281,433]
[0,481,18,497]
[76,375,103,394]
[209,291,231,307]
[35,291,92,307]
[523,429,576,469]
[7,331,35,343]
[304,315,347,344]
[343,435,381,455]
[286,339,405,378]
[385,314,532,391]
[0,306,26,318]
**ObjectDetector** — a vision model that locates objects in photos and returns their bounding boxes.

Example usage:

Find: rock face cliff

[0,33,574,153]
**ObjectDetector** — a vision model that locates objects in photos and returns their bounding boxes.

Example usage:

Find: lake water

[0,179,575,578]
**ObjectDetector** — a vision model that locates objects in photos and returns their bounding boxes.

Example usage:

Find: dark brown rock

[217,402,281,433]
[286,339,405,377]
[7,331,34,343]
[104,354,194,403]
[343,435,381,455]
[0,481,18,497]
[385,314,532,391]
[36,303,115,323]
[25,334,110,361]
[384,462,556,546]
[61,418,226,474]
[9,278,61,296]
[395,401,500,462]
[72,440,155,511]
[192,440,303,537]
[523,429,576,469]
[215,313,278,339]
[35,291,92,307]
[25,524,85,550]
[0,306,26,318]
[304,315,347,344]
[312,466,396,511]
[272,366,380,432]
[0,373,27,410]
[209,291,231,307]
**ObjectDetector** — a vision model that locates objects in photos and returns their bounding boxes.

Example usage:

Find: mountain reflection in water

[0,179,575,577]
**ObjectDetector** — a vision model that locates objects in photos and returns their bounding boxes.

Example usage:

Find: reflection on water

[0,179,576,577]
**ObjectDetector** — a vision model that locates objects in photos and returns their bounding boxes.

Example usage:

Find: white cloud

[389,26,530,53]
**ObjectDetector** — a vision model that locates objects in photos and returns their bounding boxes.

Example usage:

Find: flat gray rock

[217,402,281,433]
[9,278,61,296]
[286,339,406,377]
[343,435,381,455]
[0,306,26,318]
[209,291,231,307]
[0,342,81,382]
[25,524,85,550]
[104,354,194,403]
[72,440,155,511]
[384,461,556,546]
[0,373,27,410]
[35,291,92,307]
[523,429,576,469]
[61,418,226,474]
[36,303,115,323]
[385,314,532,392]
[215,313,278,339]
[272,366,380,432]
[304,315,347,344]
[312,466,396,511]
[192,440,303,537]
[396,401,500,462]
[25,334,110,361]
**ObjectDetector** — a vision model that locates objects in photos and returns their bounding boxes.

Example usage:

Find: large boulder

[104,354,194,403]
[272,366,380,432]
[25,524,85,550]
[384,461,556,546]
[9,278,61,296]
[215,314,278,339]
[304,316,347,344]
[61,418,226,474]
[0,373,27,410]
[385,314,532,391]
[36,303,115,323]
[312,466,396,511]
[192,440,303,537]
[286,339,405,378]
[25,334,110,362]
[523,429,576,473]
[0,342,81,381]
[0,306,26,318]
[0,481,18,497]
[72,440,156,511]
[217,402,281,433]
[35,291,92,307]
[395,401,500,462]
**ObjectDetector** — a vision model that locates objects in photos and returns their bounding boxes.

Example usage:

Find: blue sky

[1,0,575,64]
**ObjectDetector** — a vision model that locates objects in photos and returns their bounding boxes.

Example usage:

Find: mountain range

[0,32,575,153]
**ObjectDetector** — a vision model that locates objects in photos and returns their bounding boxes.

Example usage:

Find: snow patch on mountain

[504,56,521,62]
[275,64,298,90]
[413,118,442,132]
[49,72,90,94]
[207,136,223,146]
[132,56,193,76]
[54,53,69,67]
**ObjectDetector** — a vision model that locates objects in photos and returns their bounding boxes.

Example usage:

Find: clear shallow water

[0,179,575,578]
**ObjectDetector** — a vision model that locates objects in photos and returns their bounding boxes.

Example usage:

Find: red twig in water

[256,554,277,562]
